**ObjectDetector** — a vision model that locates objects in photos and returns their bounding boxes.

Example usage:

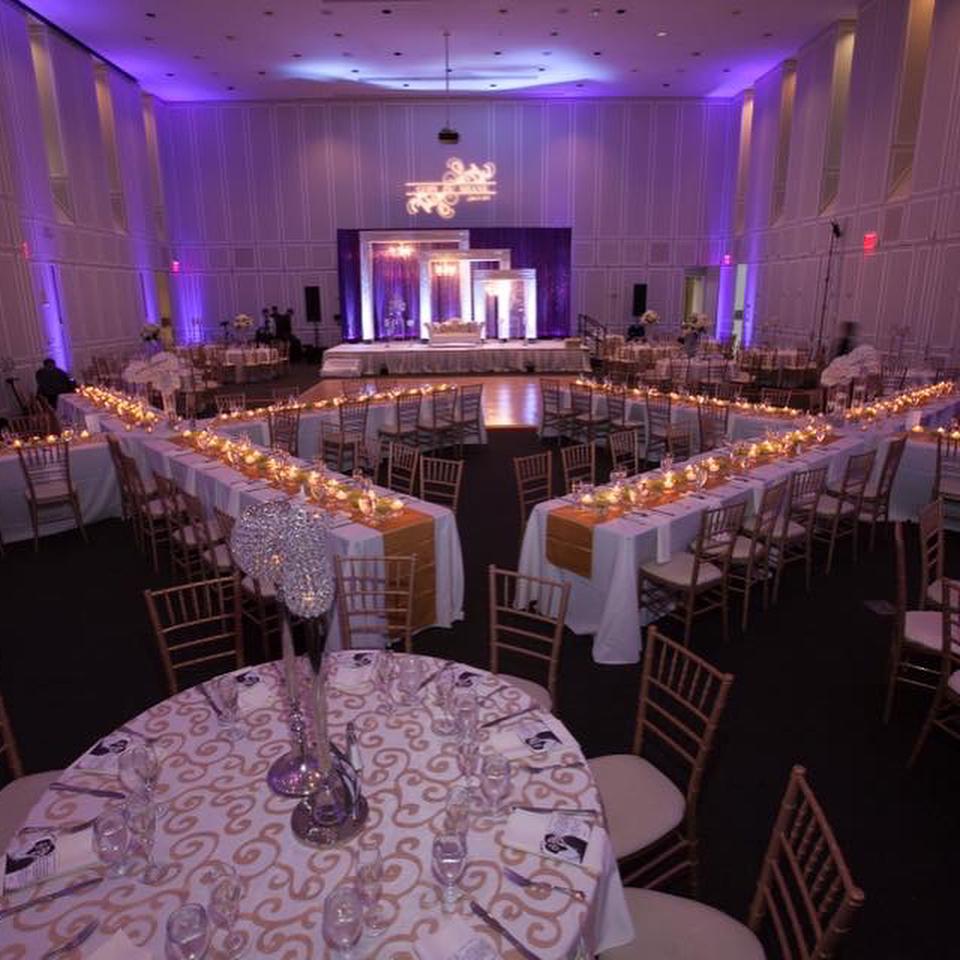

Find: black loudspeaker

[305,286,321,324]
[632,283,647,317]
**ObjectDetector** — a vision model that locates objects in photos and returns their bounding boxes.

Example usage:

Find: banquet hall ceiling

[21,0,857,102]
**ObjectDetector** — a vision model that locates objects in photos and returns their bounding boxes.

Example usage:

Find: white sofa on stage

[427,319,484,347]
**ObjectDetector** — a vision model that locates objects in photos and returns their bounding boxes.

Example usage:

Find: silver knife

[512,804,601,817]
[469,900,542,960]
[477,683,508,706]
[479,705,537,729]
[41,919,99,959]
[198,682,224,718]
[418,660,453,691]
[0,877,103,922]
[49,783,125,800]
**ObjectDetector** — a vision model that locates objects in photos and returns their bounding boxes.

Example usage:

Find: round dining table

[0,653,632,959]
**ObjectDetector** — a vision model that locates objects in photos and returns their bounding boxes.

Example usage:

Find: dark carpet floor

[1,427,958,959]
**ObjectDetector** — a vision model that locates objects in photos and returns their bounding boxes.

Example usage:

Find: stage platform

[322,340,590,377]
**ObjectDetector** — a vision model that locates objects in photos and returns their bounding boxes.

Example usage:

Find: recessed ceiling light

[334,32,343,37]
[192,54,203,60]
[381,8,392,13]
[591,7,601,16]
[490,83,498,88]
[402,82,409,87]
[258,70,266,75]
[144,35,155,42]
[499,7,509,13]
[550,30,559,36]
[263,9,274,16]
[225,34,236,41]
[762,31,773,38]
[538,66,546,72]
[722,67,731,73]
[165,71,174,77]
[631,67,639,72]
[616,8,626,14]
[351,68,359,73]
[731,8,742,15]
[691,51,702,57]
[227,85,235,91]
[543,50,552,56]
[494,50,502,55]
[393,51,403,56]
[292,52,302,58]
[557,7,568,14]
[145,11,156,17]
[593,51,602,56]
[656,30,667,37]
[575,82,584,88]
[662,83,671,88]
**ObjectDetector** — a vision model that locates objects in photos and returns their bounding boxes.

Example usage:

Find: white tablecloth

[0,439,121,543]
[0,653,633,958]
[324,341,591,376]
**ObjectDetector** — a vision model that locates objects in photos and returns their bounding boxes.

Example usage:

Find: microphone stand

[815,221,842,361]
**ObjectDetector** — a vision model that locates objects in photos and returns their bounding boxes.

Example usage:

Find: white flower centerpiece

[681,313,710,334]
[232,313,254,342]
[820,344,881,387]
[123,351,188,418]
[640,310,660,327]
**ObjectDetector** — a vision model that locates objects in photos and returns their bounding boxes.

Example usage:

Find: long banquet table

[324,341,591,376]
[0,652,633,958]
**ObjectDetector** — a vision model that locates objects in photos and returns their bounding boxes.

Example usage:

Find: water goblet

[396,657,424,708]
[125,798,164,885]
[93,808,132,877]
[208,868,245,958]
[431,668,458,736]
[444,785,471,835]
[216,674,244,741]
[479,753,512,816]
[661,453,674,473]
[452,689,479,743]
[432,832,468,913]
[356,841,388,937]
[457,737,481,801]
[118,742,161,804]
[374,649,396,714]
[322,883,364,958]
[166,904,211,960]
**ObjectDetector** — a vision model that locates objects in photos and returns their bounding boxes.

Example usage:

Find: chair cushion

[589,755,686,860]
[815,494,855,517]
[640,552,722,587]
[204,543,233,572]
[948,671,960,696]
[939,476,960,499]
[29,480,70,502]
[241,574,276,599]
[501,675,552,713]
[172,520,223,546]
[600,888,765,960]
[927,578,945,607]
[709,535,758,563]
[0,770,63,854]
[903,610,960,655]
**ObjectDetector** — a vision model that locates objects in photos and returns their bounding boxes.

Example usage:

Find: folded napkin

[331,651,376,692]
[87,929,153,960]
[415,916,498,960]
[235,670,274,714]
[75,734,135,773]
[502,809,603,875]
[3,828,98,893]
[487,714,575,760]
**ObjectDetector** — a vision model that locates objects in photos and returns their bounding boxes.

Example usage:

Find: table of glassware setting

[0,652,634,959]
[208,395,488,463]
[0,433,122,544]
[222,346,280,383]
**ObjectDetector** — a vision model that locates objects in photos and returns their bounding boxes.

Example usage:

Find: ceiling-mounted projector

[438,127,460,144]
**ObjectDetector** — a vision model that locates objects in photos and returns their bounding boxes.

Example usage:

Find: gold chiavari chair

[321,398,370,472]
[539,379,574,443]
[918,499,945,609]
[729,478,788,630]
[909,578,960,766]
[860,434,907,548]
[16,441,86,552]
[267,406,301,457]
[513,451,553,531]
[417,388,459,453]
[697,401,729,453]
[560,442,596,494]
[488,565,571,713]
[609,428,642,476]
[664,425,692,463]
[334,555,416,653]
[144,574,244,696]
[813,450,877,573]
[105,434,133,523]
[214,393,247,415]
[451,383,484,455]
[934,432,960,511]
[172,490,228,582]
[645,393,672,463]
[419,456,464,514]
[601,765,864,960]
[121,453,167,571]
[639,501,747,646]
[569,382,608,443]
[590,627,733,892]
[883,523,946,723]
[759,386,794,407]
[9,411,58,439]
[377,393,423,452]
[0,692,62,851]
[605,387,632,430]
[386,441,419,496]
[771,465,826,603]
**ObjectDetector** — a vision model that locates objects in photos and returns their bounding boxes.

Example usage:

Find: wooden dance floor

[299,375,544,429]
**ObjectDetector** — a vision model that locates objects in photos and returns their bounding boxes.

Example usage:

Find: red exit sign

[863,232,878,255]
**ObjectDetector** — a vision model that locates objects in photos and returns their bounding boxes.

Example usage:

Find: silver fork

[18,817,97,837]
[40,919,98,959]
[516,761,586,774]
[503,866,586,902]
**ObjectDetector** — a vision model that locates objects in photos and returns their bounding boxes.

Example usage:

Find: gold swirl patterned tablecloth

[0,654,632,959]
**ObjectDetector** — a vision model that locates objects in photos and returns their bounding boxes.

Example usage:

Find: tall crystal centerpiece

[230,501,368,845]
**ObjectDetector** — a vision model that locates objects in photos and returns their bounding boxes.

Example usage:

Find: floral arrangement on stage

[429,319,483,333]
[820,345,881,387]
[640,310,660,326]
[681,313,710,333]
[140,323,160,342]
[77,385,162,429]
[232,313,255,331]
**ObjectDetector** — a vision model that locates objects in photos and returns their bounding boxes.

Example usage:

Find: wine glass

[166,904,211,960]
[431,668,458,736]
[444,785,471,835]
[452,689,479,743]
[356,841,388,937]
[208,867,245,958]
[125,798,164,885]
[118,742,161,804]
[479,753,512,816]
[457,737,480,798]
[93,808,132,877]
[396,657,423,708]
[374,649,395,714]
[432,832,467,913]
[322,883,364,958]
[216,674,244,741]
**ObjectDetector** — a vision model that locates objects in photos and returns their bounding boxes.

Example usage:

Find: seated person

[34,357,75,408]
[626,320,646,342]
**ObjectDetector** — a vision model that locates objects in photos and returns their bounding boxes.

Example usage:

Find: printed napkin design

[502,809,603,875]
[518,719,563,754]
[75,735,131,772]
[235,670,273,713]
[488,715,573,760]
[541,813,591,866]
[3,829,96,893]
[454,670,480,689]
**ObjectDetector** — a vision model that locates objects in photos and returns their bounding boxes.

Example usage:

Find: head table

[522,386,960,664]
[0,653,633,958]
